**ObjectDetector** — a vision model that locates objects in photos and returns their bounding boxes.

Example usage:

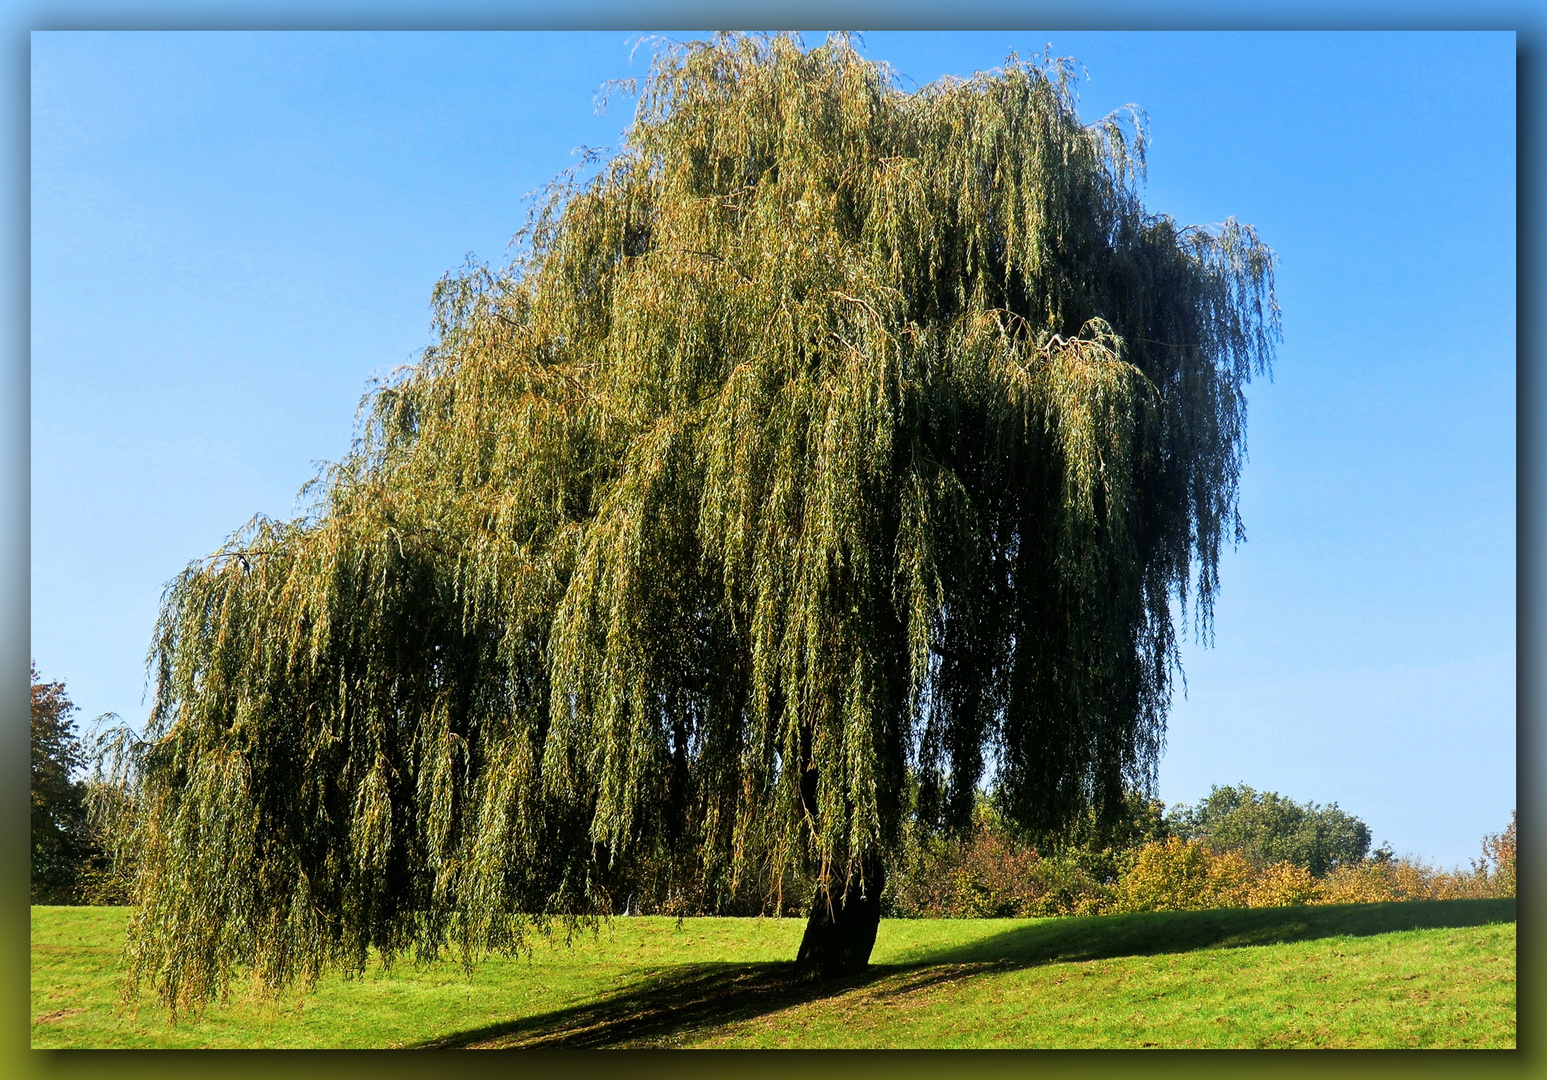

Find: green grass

[31,899,1515,1049]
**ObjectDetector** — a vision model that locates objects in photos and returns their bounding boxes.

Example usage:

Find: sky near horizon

[30,29,1515,868]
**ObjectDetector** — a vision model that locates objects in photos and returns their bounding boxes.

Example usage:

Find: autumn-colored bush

[1111,829,1519,913]
[1479,811,1516,898]
[1023,850,1119,917]
[885,824,1048,918]
[1313,858,1487,904]
[1110,838,1251,912]
[1245,860,1321,907]
[1110,834,1512,913]
[949,828,1047,918]
[884,812,1120,918]
[1310,813,1514,906]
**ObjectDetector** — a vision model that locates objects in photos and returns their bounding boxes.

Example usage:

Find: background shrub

[884,787,1515,919]
[1110,838,1257,912]
[882,795,1155,918]
[1245,861,1321,907]
[1477,811,1516,897]
[884,805,1051,918]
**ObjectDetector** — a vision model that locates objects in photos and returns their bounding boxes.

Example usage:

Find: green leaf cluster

[32,664,90,903]
[125,33,1276,1014]
[1167,784,1372,876]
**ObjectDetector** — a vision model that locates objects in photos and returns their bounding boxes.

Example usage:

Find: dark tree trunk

[795,849,885,979]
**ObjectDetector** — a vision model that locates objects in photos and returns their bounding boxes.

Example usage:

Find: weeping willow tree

[125,32,1276,1012]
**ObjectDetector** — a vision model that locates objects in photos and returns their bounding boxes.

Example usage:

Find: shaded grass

[878,897,1519,965]
[32,899,1514,1049]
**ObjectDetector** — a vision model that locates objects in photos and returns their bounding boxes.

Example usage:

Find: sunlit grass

[32,899,1514,1049]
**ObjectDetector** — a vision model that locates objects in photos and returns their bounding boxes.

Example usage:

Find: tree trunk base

[795,851,885,979]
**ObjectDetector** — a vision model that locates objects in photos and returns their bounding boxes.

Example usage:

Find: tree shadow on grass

[416,897,1515,1048]
[905,897,1517,968]
[414,961,873,1048]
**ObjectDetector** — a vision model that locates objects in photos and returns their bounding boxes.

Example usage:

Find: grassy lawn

[32,899,1515,1049]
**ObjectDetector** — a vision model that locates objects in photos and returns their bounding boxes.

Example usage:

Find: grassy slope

[31,900,1515,1049]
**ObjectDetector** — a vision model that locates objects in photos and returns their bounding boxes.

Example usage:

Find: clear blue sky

[29,30,1516,867]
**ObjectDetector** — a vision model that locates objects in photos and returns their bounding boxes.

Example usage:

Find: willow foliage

[127,33,1276,1013]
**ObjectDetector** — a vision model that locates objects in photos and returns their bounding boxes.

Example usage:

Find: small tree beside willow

[125,33,1276,1014]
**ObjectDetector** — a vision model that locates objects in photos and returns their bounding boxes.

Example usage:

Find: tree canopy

[124,33,1276,1012]
[1167,784,1372,876]
[32,663,89,903]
